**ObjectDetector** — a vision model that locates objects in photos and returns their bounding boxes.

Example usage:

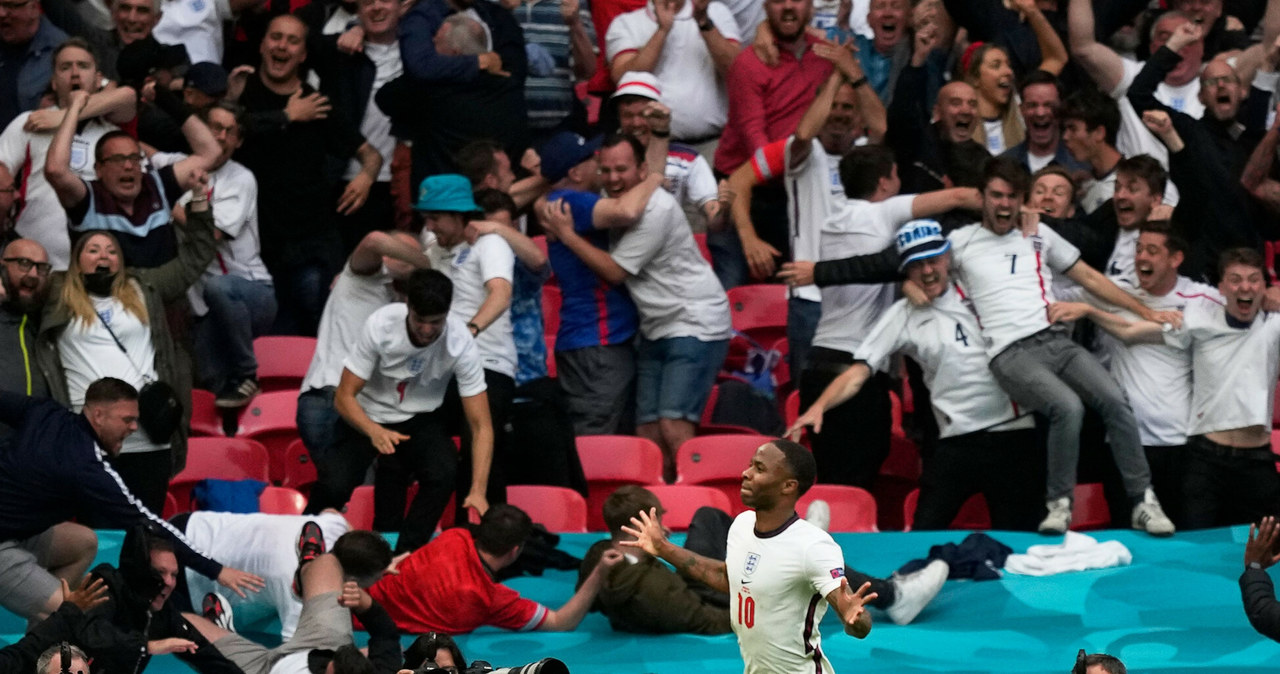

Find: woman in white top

[36,176,217,515]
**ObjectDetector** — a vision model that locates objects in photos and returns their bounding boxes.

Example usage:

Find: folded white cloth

[1004,531,1133,576]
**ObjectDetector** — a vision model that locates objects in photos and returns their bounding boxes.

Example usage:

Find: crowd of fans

[3,0,1280,668]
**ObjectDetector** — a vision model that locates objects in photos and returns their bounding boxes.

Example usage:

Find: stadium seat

[169,437,271,511]
[542,285,561,337]
[545,334,557,379]
[724,284,788,374]
[1071,483,1111,531]
[692,233,712,264]
[677,434,771,514]
[190,389,224,437]
[641,485,733,531]
[796,485,879,532]
[1272,430,1280,472]
[252,336,317,392]
[236,390,302,483]
[783,389,801,429]
[507,485,588,533]
[280,439,317,494]
[901,489,991,532]
[343,485,375,530]
[1273,380,1280,428]
[578,435,664,531]
[162,492,179,519]
[259,486,307,514]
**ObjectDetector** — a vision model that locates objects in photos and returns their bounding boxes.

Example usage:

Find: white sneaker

[1132,488,1175,537]
[202,592,235,632]
[1038,497,1072,535]
[805,499,831,532]
[886,559,949,625]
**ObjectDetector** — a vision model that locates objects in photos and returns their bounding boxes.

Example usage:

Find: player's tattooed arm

[620,507,731,593]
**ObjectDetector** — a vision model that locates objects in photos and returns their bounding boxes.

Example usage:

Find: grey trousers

[989,328,1151,502]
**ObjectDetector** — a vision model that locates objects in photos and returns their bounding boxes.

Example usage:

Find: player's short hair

[475,504,533,556]
[1218,247,1265,278]
[331,645,376,674]
[84,377,139,407]
[601,132,646,167]
[770,439,816,496]
[839,144,897,200]
[454,140,506,187]
[603,485,664,536]
[331,530,393,582]
[1115,154,1167,196]
[1137,220,1188,256]
[1060,89,1120,147]
[474,187,518,220]
[981,156,1030,195]
[405,269,453,317]
[1083,654,1126,674]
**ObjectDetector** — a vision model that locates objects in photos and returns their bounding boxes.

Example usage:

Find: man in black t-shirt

[235,14,383,336]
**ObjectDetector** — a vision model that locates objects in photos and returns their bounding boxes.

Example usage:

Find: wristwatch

[1250,561,1264,570]
[698,18,714,31]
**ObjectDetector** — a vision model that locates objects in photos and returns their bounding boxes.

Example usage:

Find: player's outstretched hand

[619,507,667,556]
[835,578,878,638]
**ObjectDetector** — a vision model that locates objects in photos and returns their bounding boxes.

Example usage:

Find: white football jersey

[948,222,1082,358]
[855,289,1034,438]
[1165,296,1280,436]
[726,512,848,674]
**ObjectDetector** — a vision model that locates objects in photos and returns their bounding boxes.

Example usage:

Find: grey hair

[36,644,90,674]
[1149,9,1195,43]
[442,14,486,55]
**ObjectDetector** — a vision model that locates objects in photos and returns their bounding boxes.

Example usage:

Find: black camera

[414,659,569,674]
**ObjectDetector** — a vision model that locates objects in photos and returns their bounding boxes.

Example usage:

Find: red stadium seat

[692,233,712,264]
[259,486,307,515]
[642,485,733,531]
[578,435,664,531]
[507,486,588,533]
[343,485,375,530]
[169,437,270,511]
[163,492,179,518]
[1273,380,1280,428]
[237,390,302,483]
[1071,483,1111,531]
[190,389,225,437]
[1272,430,1280,472]
[542,285,561,337]
[797,485,878,532]
[902,489,991,532]
[545,334,557,379]
[677,434,771,514]
[280,439,317,494]
[252,336,317,393]
[724,284,788,375]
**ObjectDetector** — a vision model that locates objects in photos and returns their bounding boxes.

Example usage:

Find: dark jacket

[0,392,224,579]
[311,35,381,183]
[577,540,731,635]
[34,204,216,475]
[1241,566,1280,642]
[0,303,50,439]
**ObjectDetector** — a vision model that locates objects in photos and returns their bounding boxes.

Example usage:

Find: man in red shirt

[369,504,623,633]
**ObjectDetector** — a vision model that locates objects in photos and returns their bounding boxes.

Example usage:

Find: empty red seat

[343,485,375,530]
[724,284,788,374]
[641,485,733,531]
[1071,483,1111,530]
[796,484,878,532]
[692,233,712,264]
[236,390,302,483]
[578,435,664,531]
[677,434,771,514]
[190,389,224,437]
[252,337,317,393]
[280,439,318,494]
[169,437,270,511]
[259,486,307,514]
[507,485,588,533]
[542,285,562,337]
[902,489,991,532]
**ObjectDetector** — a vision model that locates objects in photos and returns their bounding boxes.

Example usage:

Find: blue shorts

[636,336,730,425]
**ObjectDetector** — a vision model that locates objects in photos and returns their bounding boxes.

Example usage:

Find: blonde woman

[36,172,216,514]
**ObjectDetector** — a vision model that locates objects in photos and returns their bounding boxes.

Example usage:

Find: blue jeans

[194,275,276,392]
[636,336,730,425]
[296,387,338,459]
[786,296,821,389]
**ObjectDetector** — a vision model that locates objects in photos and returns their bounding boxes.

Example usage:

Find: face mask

[83,269,117,296]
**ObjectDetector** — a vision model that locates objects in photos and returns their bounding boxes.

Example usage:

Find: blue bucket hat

[895,219,951,271]
[415,174,480,213]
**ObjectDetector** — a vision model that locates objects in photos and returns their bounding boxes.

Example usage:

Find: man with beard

[0,239,52,415]
[1000,71,1087,175]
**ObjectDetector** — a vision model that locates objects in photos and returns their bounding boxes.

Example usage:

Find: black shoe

[215,379,260,409]
[292,520,326,597]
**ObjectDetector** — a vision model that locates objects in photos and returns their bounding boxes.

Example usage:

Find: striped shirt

[517,0,596,130]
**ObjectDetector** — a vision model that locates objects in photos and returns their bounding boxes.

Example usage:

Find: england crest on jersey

[1030,235,1044,253]
[744,552,760,576]
[408,356,425,375]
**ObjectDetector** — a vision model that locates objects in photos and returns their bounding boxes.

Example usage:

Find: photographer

[35,644,90,674]
[0,578,107,673]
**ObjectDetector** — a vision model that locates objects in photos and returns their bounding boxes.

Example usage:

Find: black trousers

[305,412,457,553]
[100,448,172,519]
[912,428,1044,532]
[1145,444,1186,527]
[799,348,892,489]
[686,507,895,610]
[1182,436,1280,530]
[432,370,516,527]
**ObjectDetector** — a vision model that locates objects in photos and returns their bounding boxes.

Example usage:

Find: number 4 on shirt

[955,323,969,347]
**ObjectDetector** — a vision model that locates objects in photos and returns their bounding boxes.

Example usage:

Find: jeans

[707,228,749,292]
[785,296,821,389]
[195,275,277,392]
[297,388,338,459]
[988,328,1151,502]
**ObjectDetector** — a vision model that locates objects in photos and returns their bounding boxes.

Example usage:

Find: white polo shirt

[726,512,847,674]
[302,262,395,392]
[154,0,234,65]
[425,233,518,378]
[605,0,741,141]
[810,194,912,355]
[610,188,732,342]
[856,288,1034,438]
[948,222,1082,359]
[1165,296,1280,436]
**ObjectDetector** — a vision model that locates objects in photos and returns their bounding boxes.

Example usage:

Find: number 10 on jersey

[736,591,755,628]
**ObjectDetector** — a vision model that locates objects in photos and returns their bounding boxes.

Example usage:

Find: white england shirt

[948,222,1081,358]
[424,232,518,378]
[855,289,1034,438]
[302,262,395,393]
[1165,296,1280,436]
[342,304,487,424]
[726,511,848,674]
[1111,57,1203,173]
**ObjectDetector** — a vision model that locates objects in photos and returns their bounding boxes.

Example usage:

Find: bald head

[1,238,51,312]
[934,81,978,143]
